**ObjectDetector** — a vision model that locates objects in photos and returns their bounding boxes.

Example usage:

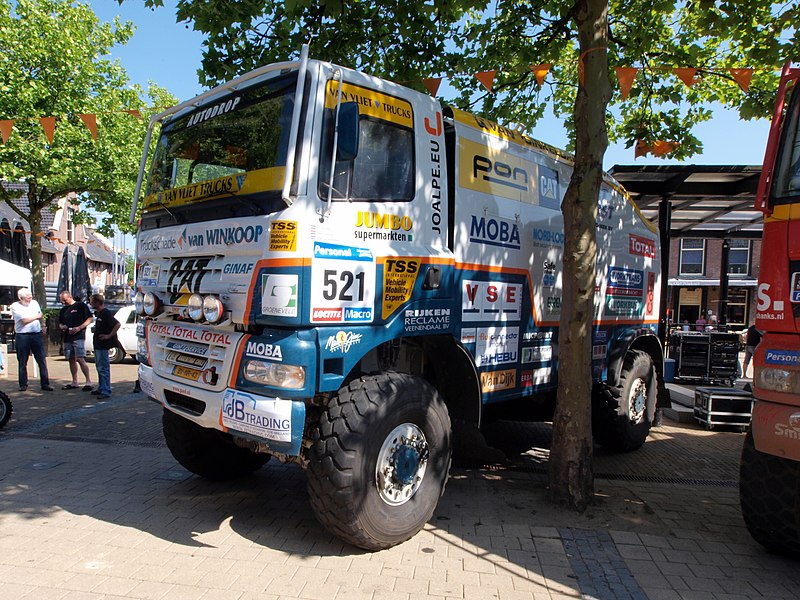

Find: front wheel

[593,350,655,453]
[108,346,125,364]
[162,409,270,480]
[740,430,800,555]
[0,391,12,428]
[307,372,452,551]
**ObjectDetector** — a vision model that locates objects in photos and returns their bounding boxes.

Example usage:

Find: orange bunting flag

[673,67,698,87]
[635,139,679,158]
[729,68,753,92]
[0,119,13,144]
[474,70,496,92]
[124,109,143,119]
[615,67,639,100]
[40,117,56,143]
[422,78,442,97]
[79,114,97,140]
[529,64,551,85]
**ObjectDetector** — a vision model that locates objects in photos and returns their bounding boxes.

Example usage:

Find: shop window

[728,240,751,275]
[679,239,705,275]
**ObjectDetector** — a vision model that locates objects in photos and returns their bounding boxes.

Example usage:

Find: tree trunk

[26,181,47,307]
[548,0,611,510]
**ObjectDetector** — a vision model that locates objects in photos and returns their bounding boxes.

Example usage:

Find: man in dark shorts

[89,294,120,399]
[58,291,93,390]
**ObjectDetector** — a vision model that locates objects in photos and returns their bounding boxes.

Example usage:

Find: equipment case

[694,386,753,431]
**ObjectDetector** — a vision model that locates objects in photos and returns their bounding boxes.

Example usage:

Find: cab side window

[319,109,414,202]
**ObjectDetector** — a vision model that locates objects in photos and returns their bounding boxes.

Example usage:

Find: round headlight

[203,295,224,323]
[143,292,160,316]
[188,294,204,321]
[134,291,145,315]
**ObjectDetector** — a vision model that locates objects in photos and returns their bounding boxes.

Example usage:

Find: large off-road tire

[740,430,800,555]
[307,372,452,551]
[0,391,12,428]
[162,409,270,480]
[593,349,654,453]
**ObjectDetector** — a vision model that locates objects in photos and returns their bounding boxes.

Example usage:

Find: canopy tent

[0,258,32,288]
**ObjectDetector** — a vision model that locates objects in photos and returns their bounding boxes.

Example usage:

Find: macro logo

[469,215,521,249]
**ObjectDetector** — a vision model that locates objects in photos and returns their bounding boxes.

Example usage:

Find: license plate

[167,350,207,368]
[173,365,201,381]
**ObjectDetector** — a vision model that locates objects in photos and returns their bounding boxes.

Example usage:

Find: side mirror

[336,102,359,161]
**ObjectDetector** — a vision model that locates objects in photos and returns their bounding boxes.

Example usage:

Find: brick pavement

[1,352,798,600]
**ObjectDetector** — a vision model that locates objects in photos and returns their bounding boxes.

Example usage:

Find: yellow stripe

[143,167,285,211]
[766,202,800,221]
[324,81,413,128]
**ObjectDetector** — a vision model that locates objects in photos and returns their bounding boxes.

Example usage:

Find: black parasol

[11,224,29,269]
[72,246,91,302]
[0,219,12,263]
[56,246,71,299]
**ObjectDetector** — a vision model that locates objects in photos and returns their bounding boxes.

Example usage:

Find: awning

[668,278,758,287]
[0,259,32,288]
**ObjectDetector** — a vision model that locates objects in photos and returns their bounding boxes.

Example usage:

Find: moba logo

[469,215,521,249]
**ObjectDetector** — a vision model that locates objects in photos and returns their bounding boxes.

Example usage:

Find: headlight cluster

[134,291,162,316]
[187,293,225,323]
[243,359,305,389]
[757,368,800,395]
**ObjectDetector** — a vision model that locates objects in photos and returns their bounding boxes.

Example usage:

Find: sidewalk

[1,353,798,600]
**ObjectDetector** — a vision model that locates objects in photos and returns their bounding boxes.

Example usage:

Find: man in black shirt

[58,291,93,390]
[89,294,120,399]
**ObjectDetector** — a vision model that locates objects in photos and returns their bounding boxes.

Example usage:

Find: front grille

[164,390,206,415]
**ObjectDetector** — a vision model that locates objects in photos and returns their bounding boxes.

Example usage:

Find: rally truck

[132,47,665,550]
[739,63,800,555]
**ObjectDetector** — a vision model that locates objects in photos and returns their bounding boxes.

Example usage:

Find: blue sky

[91,0,771,171]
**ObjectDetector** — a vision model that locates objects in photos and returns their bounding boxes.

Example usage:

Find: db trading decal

[480,369,516,393]
[261,274,298,317]
[311,242,376,323]
[222,390,292,443]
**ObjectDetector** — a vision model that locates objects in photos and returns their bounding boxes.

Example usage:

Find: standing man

[58,290,93,390]
[742,324,764,379]
[89,294,120,399]
[10,288,54,391]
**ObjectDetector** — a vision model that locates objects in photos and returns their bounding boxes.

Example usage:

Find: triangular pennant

[729,68,753,92]
[474,70,496,92]
[651,140,679,157]
[529,64,551,85]
[0,120,13,144]
[422,78,442,97]
[124,109,142,119]
[615,67,639,100]
[673,67,698,87]
[79,114,97,140]
[40,116,56,143]
[634,139,650,158]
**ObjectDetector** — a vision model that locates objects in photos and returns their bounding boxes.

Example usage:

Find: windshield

[772,82,800,206]
[144,73,297,209]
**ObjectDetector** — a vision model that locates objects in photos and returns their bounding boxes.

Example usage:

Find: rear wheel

[740,430,800,555]
[593,350,655,453]
[307,372,452,550]
[162,409,270,480]
[0,391,12,428]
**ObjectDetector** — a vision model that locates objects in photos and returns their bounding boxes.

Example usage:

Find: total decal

[149,322,234,346]
[310,242,376,324]
[221,389,292,443]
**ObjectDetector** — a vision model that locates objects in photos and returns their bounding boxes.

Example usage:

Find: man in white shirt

[10,287,53,392]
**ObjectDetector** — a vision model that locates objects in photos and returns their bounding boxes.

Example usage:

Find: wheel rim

[375,423,429,506]
[628,378,647,423]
